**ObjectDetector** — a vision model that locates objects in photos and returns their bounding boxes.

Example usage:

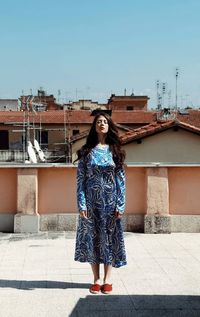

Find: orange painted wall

[0,169,17,213]
[1,166,200,216]
[125,167,146,214]
[38,166,146,215]
[169,167,200,215]
[38,167,77,213]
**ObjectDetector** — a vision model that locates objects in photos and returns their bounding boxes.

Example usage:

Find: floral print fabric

[74,146,127,268]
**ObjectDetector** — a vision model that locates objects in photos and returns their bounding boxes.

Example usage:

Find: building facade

[108,94,149,111]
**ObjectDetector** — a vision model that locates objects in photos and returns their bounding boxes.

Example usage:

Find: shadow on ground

[0,279,90,290]
[68,294,200,317]
[0,280,200,316]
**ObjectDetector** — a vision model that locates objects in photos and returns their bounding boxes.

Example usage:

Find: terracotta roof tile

[0,110,157,125]
[120,120,200,144]
[112,111,157,123]
[0,109,199,128]
[177,109,200,128]
[0,110,93,124]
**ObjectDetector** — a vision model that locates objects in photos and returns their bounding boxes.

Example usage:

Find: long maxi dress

[74,145,127,268]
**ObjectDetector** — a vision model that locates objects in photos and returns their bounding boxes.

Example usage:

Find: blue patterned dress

[74,145,127,268]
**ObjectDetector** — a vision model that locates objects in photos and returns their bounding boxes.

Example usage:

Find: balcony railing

[0,150,69,163]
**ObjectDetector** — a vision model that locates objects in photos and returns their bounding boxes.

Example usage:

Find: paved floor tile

[0,232,200,317]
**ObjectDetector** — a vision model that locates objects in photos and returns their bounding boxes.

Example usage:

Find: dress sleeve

[77,158,87,213]
[115,166,126,214]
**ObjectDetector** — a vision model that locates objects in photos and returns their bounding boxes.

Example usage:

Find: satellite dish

[25,160,31,164]
[38,149,45,162]
[34,139,46,162]
[27,141,37,163]
[34,139,40,152]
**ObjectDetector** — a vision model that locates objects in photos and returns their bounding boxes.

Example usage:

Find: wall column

[144,167,171,233]
[14,168,40,233]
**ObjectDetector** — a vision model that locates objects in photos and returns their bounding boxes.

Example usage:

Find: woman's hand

[80,210,88,219]
[115,211,123,219]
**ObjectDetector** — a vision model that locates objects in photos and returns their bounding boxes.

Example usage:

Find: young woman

[74,112,127,294]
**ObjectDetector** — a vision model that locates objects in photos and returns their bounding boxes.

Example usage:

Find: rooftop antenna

[168,90,172,108]
[156,80,161,109]
[162,82,166,107]
[175,67,179,109]
[57,89,61,103]
[124,88,126,96]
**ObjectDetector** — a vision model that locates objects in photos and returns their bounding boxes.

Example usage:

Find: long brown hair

[76,112,125,167]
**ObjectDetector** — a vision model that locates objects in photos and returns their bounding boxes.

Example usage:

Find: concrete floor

[0,232,200,317]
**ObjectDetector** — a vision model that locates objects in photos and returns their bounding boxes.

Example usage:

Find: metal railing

[0,150,68,163]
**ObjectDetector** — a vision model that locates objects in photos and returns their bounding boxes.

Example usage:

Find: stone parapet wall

[0,165,199,233]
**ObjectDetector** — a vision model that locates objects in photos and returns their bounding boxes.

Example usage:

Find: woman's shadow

[0,279,90,290]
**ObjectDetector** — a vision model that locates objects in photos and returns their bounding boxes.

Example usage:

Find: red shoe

[89,284,101,294]
[101,284,112,294]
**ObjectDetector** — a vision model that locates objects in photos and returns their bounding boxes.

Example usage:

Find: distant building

[0,99,19,111]
[0,99,200,163]
[63,99,106,111]
[19,90,62,112]
[108,94,149,111]
[121,120,200,163]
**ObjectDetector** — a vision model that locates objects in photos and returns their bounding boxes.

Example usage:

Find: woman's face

[95,115,109,135]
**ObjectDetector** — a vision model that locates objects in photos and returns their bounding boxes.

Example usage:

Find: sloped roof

[120,120,200,144]
[177,109,200,128]
[112,111,156,123]
[0,110,93,124]
[116,123,133,131]
[0,110,157,125]
[0,108,199,127]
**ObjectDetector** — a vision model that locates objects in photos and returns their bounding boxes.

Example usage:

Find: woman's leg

[103,264,112,284]
[91,264,100,284]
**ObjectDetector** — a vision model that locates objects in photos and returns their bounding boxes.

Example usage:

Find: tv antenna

[162,82,166,107]
[156,80,160,109]
[57,89,61,103]
[175,67,179,109]
[168,90,172,108]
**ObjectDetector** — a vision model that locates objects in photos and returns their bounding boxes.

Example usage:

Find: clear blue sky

[0,0,200,108]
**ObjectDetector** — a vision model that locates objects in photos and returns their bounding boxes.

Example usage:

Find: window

[127,106,133,111]
[0,130,9,149]
[35,130,48,148]
[41,131,48,145]
[73,129,80,136]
